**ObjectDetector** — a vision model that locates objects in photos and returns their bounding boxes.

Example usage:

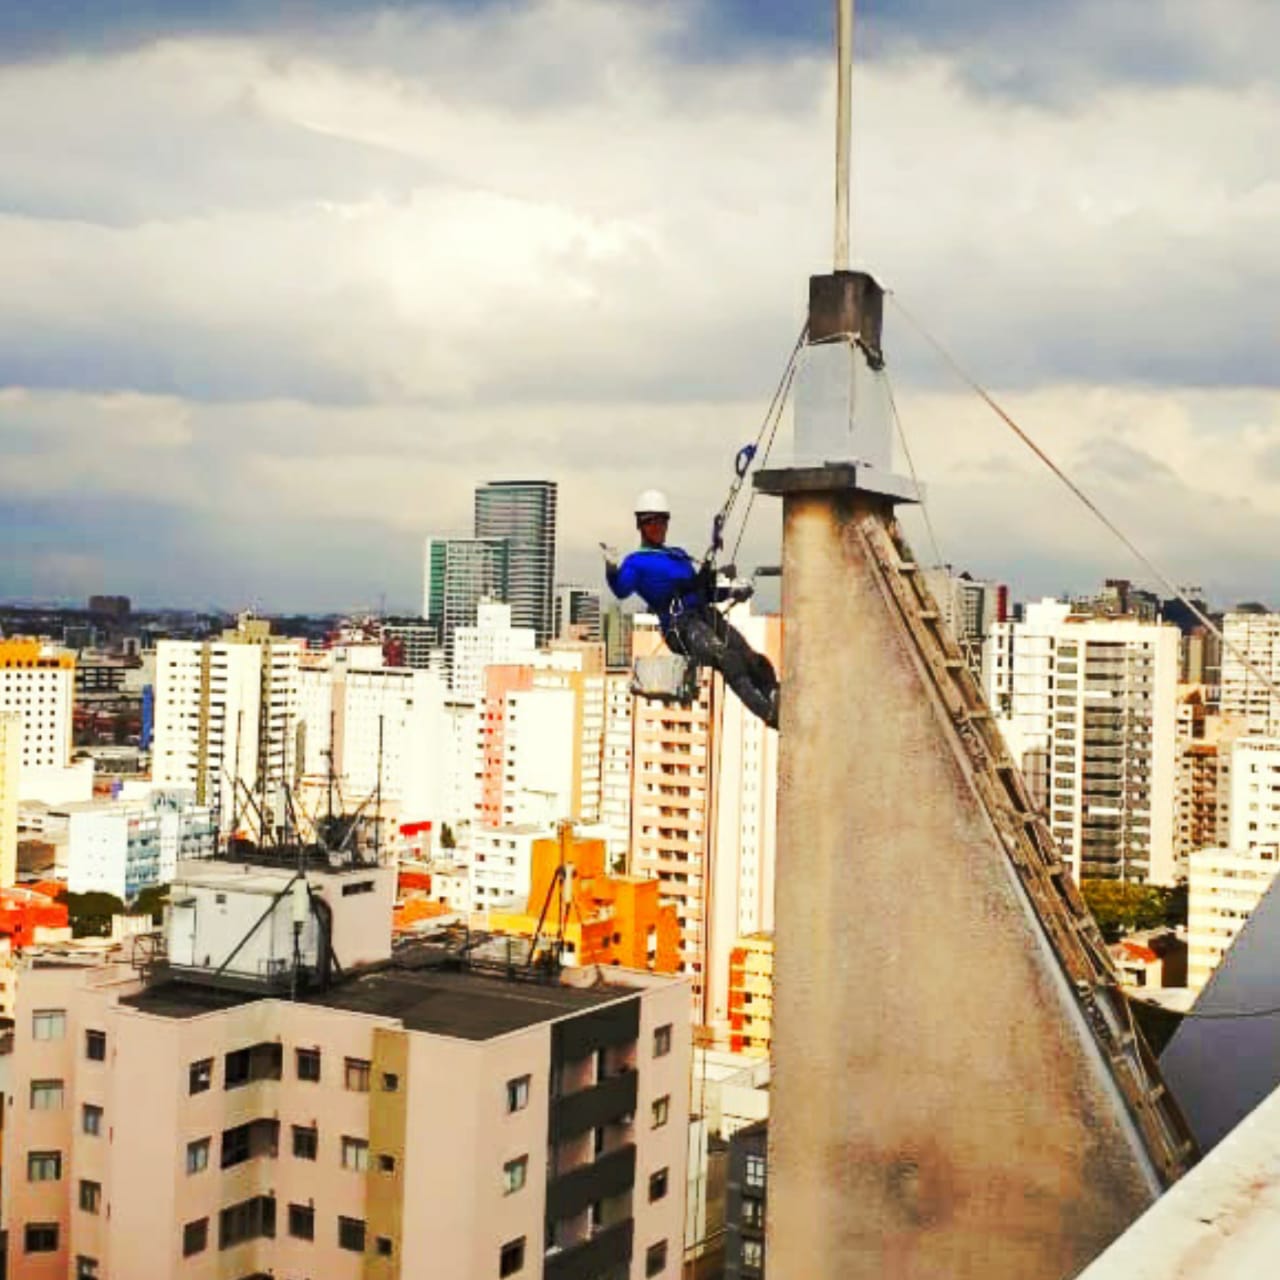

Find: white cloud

[1,0,1278,607]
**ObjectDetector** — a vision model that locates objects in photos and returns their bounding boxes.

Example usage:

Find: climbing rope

[888,291,1280,709]
[707,320,808,570]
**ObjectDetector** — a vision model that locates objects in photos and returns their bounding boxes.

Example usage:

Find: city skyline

[3,2,1279,610]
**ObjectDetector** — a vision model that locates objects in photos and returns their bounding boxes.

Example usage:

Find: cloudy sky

[1,0,1277,612]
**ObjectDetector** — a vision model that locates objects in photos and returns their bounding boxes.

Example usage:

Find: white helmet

[634,489,670,518]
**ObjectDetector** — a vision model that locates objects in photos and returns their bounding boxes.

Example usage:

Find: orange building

[728,932,774,1056]
[491,827,681,973]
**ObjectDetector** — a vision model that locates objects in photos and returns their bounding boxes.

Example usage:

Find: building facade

[422,537,511,671]
[1,709,19,888]
[723,1120,767,1280]
[727,934,773,1058]
[0,639,75,780]
[152,618,302,836]
[1220,611,1280,734]
[985,600,1180,884]
[2,848,691,1280]
[453,602,537,702]
[474,481,558,646]
[554,586,603,643]
[1186,846,1280,991]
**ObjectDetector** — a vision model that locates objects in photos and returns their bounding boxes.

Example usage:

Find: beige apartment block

[1186,846,1280,991]
[0,709,19,888]
[629,609,779,1028]
[3,854,691,1280]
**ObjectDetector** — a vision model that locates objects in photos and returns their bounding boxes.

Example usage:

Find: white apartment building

[1221,611,1280,734]
[1,710,19,888]
[501,689,576,826]
[1226,737,1280,853]
[152,618,302,835]
[61,794,216,901]
[0,640,75,784]
[600,673,634,862]
[1187,846,1280,990]
[452,601,537,701]
[470,825,549,913]
[985,600,1180,884]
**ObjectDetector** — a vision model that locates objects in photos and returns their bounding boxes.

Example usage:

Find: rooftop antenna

[834,0,853,270]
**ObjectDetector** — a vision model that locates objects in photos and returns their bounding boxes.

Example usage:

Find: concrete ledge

[754,463,920,504]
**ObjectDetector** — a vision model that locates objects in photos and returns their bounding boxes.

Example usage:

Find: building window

[288,1204,315,1241]
[292,1125,319,1160]
[342,879,375,896]
[189,1058,213,1094]
[503,1155,528,1195]
[338,1216,366,1252]
[178,1137,208,1177]
[743,1239,764,1269]
[296,1047,321,1082]
[646,1240,668,1276]
[342,1136,370,1171]
[85,1029,107,1061]
[30,1079,64,1110]
[28,1151,62,1182]
[32,1009,66,1041]
[379,1153,397,1173]
[79,1180,102,1214]
[745,1154,766,1189]
[651,1095,670,1128]
[376,1236,393,1257]
[649,1168,668,1202]
[219,1195,276,1249]
[225,1043,282,1088]
[75,1257,100,1279]
[345,1057,372,1092]
[382,1071,399,1092]
[742,1196,764,1228]
[182,1219,208,1257]
[653,1024,672,1057]
[82,1103,103,1136]
[506,1074,531,1113]
[499,1236,526,1276]
[24,1223,59,1253]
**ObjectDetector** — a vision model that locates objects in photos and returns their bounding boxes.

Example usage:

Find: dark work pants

[666,608,779,729]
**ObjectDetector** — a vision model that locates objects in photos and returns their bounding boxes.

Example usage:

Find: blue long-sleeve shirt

[606,545,707,629]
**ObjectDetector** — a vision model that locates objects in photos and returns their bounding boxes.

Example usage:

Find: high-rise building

[923,567,1006,681]
[599,672,634,861]
[1221,611,1280,734]
[554,585,603,642]
[422,536,511,671]
[474,481,558,645]
[152,617,302,834]
[378,617,441,670]
[0,710,20,888]
[4,845,691,1280]
[1187,846,1280,991]
[452,602,537,701]
[602,607,635,671]
[0,638,75,779]
[630,607,780,1023]
[724,1120,769,1280]
[985,599,1180,884]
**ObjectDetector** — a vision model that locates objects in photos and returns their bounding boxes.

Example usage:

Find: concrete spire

[753,272,1191,1278]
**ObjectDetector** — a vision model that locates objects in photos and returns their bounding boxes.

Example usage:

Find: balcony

[553,1071,638,1139]
[547,1144,637,1222]
[544,1219,634,1280]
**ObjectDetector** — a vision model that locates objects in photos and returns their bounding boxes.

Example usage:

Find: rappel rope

[888,291,1280,712]
[708,320,808,573]
[884,373,946,574]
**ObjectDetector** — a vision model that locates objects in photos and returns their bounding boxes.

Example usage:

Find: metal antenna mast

[834,0,854,269]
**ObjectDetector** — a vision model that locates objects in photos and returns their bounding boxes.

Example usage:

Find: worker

[603,489,780,729]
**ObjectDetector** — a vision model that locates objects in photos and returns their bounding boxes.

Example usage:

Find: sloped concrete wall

[766,490,1159,1279]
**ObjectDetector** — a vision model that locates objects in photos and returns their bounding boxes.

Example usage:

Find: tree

[1080,879,1185,943]
[439,822,456,851]
[132,884,170,924]
[58,890,126,939]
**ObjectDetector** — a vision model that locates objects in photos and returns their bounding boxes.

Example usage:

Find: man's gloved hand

[599,542,620,570]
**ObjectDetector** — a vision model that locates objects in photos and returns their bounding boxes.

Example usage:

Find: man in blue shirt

[605,489,780,729]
